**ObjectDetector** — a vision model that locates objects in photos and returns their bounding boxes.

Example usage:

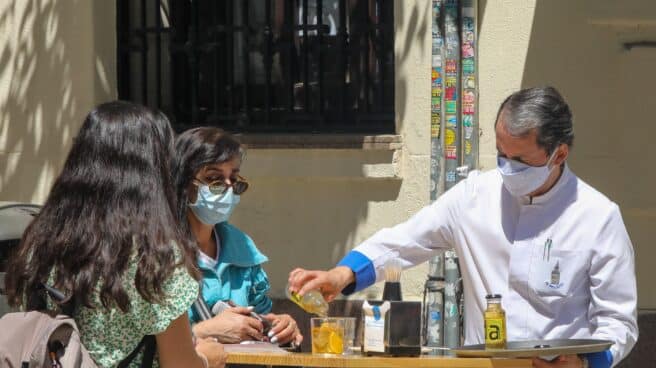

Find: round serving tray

[452,339,613,358]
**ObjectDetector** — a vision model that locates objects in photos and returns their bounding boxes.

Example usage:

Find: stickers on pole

[431,66,442,138]
[444,0,459,186]
[461,0,477,173]
[430,0,444,201]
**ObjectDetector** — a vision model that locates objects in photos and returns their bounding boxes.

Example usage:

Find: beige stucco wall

[1,0,654,308]
[0,0,116,203]
[235,0,435,300]
[477,0,656,308]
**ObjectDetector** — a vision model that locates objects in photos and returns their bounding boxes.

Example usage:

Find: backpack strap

[116,335,156,368]
[38,283,158,368]
[140,335,156,368]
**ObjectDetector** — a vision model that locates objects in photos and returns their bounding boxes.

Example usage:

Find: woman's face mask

[188,159,248,225]
[497,149,558,196]
[189,185,240,225]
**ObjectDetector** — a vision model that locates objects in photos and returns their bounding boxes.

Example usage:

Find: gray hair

[496,86,574,154]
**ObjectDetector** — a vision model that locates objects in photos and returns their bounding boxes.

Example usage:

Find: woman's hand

[532,355,585,368]
[263,313,303,346]
[193,306,264,343]
[195,338,227,368]
[288,266,354,302]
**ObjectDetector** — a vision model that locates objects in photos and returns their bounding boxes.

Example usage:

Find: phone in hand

[212,300,273,336]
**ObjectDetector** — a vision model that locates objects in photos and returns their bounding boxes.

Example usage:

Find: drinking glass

[342,317,358,355]
[310,317,345,354]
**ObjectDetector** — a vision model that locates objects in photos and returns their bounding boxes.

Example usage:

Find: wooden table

[226,352,534,367]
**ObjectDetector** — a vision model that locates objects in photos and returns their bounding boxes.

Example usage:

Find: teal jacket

[189,222,272,323]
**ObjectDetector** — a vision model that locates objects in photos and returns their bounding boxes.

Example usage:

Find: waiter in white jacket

[289,87,638,368]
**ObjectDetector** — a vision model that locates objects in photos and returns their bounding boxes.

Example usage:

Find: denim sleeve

[337,250,376,295]
[248,265,273,314]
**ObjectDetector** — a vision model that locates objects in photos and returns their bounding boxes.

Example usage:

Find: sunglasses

[193,175,249,195]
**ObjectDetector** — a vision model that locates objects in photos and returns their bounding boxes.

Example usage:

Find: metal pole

[427,0,478,352]
[443,0,460,191]
[424,257,445,353]
[426,0,445,354]
[461,0,478,177]
[444,250,461,349]
[456,0,478,346]
[430,3,445,202]
[444,0,460,348]
[443,0,461,351]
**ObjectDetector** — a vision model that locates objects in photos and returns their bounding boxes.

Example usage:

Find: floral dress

[74,255,199,367]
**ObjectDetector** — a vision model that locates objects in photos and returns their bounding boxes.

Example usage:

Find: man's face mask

[189,185,240,225]
[497,149,558,196]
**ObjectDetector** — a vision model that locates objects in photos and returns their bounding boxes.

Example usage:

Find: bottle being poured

[382,258,403,301]
[286,283,329,317]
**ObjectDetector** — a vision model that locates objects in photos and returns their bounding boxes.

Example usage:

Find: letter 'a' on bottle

[286,284,329,317]
[484,294,506,349]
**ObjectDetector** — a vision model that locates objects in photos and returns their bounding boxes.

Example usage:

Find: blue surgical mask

[189,185,240,225]
[497,150,558,196]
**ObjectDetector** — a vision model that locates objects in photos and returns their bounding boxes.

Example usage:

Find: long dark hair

[6,101,199,312]
[170,127,244,237]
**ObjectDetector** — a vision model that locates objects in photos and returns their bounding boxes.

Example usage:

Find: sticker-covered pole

[461,0,478,179]
[442,0,462,351]
[426,0,445,352]
[443,0,460,191]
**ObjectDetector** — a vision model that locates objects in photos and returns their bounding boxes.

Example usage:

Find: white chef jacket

[338,166,637,366]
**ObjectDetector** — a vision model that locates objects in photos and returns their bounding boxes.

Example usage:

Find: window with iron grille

[117,0,395,133]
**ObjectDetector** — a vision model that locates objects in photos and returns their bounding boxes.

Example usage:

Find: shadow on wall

[520,0,656,300]
[520,0,656,206]
[230,1,436,298]
[520,0,656,364]
[233,176,403,299]
[0,0,115,203]
[394,0,429,130]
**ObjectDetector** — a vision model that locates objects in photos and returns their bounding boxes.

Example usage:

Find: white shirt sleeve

[588,203,638,366]
[354,176,466,283]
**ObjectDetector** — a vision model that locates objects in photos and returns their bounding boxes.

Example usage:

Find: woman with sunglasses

[172,127,303,346]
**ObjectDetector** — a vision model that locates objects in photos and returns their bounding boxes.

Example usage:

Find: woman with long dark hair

[6,102,226,368]
[171,127,302,346]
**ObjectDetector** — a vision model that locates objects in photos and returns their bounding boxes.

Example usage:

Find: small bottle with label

[484,294,507,349]
[286,284,329,317]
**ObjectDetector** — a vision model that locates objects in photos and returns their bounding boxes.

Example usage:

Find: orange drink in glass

[311,318,345,354]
